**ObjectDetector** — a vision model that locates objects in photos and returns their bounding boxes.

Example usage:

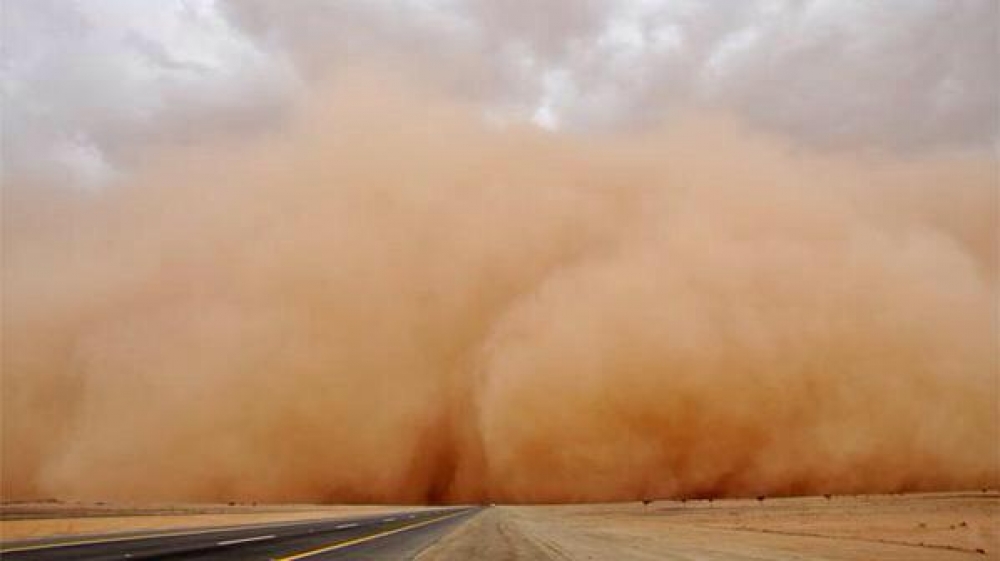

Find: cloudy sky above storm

[4,0,998,186]
[3,1,998,503]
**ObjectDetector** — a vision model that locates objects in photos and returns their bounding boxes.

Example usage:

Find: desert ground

[3,492,996,559]
[421,491,999,560]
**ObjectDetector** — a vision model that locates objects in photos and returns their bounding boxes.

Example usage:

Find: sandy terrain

[0,502,431,542]
[420,491,999,560]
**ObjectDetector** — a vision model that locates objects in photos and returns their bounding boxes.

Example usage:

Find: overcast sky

[3,0,998,186]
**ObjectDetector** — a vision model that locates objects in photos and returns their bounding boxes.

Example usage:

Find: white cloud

[703,26,760,82]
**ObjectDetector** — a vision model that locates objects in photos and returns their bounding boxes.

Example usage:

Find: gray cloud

[2,0,296,185]
[3,0,998,186]
[222,0,999,145]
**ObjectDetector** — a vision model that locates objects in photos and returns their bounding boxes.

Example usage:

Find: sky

[3,0,998,187]
[2,1,998,503]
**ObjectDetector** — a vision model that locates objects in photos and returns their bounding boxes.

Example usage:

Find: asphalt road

[0,507,480,560]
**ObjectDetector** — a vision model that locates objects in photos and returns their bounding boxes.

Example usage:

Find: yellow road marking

[273,510,468,560]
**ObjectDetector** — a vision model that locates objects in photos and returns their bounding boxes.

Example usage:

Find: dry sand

[420,491,999,560]
[0,502,430,542]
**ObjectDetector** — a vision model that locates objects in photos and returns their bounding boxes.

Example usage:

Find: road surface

[0,507,480,560]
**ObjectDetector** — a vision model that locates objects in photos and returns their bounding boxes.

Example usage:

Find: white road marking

[383,517,396,522]
[216,535,276,546]
[334,523,359,529]
[0,517,349,553]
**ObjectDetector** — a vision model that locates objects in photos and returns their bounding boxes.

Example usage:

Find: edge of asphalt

[407,507,486,560]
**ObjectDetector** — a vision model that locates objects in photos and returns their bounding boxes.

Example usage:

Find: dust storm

[3,79,997,504]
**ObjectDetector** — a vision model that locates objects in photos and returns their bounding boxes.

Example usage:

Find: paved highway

[0,507,479,560]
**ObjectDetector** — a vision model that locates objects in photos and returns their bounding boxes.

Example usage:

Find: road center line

[334,522,359,529]
[274,511,468,560]
[217,534,276,546]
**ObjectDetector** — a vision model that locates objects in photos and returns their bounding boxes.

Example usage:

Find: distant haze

[2,1,998,503]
